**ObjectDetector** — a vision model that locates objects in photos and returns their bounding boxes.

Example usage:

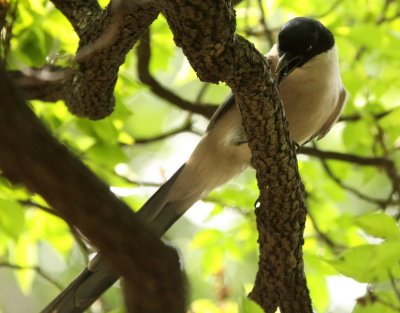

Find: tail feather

[149,200,192,236]
[40,254,118,313]
[136,163,186,224]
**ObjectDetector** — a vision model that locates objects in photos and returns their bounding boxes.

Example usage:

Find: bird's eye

[307,45,313,51]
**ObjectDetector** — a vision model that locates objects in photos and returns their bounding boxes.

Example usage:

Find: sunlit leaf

[329,240,400,283]
[355,212,400,240]
[239,297,263,313]
[0,198,26,241]
[12,235,38,294]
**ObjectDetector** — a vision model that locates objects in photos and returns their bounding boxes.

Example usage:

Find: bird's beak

[276,53,303,84]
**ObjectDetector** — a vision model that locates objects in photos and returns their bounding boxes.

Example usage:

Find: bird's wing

[206,93,236,132]
[207,43,279,134]
[136,163,186,226]
[316,86,347,140]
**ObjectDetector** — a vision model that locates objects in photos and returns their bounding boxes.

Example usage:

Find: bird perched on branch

[41,17,347,313]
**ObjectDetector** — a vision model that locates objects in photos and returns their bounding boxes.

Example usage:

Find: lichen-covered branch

[64,0,159,119]
[50,0,102,36]
[0,68,186,313]
[159,1,311,312]
[6,1,159,115]
[9,1,248,119]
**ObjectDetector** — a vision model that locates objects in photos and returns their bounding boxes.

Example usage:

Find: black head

[276,17,335,83]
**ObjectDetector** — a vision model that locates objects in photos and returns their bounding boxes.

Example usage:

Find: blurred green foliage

[0,0,400,312]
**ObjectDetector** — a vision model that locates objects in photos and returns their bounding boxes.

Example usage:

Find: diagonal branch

[300,146,394,167]
[0,68,185,313]
[0,262,64,291]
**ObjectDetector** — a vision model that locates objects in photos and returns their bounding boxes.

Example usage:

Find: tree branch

[62,0,160,120]
[0,262,64,291]
[159,1,311,312]
[300,145,400,209]
[300,146,393,167]
[137,30,217,119]
[255,0,274,46]
[133,118,200,144]
[50,0,102,37]
[339,109,394,123]
[8,1,247,116]
[0,68,185,313]
[307,210,345,250]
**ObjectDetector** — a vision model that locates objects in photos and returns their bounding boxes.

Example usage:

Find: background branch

[0,262,64,291]
[137,30,217,119]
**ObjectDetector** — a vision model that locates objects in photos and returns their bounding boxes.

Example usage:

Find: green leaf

[329,240,400,283]
[12,235,38,294]
[355,212,400,239]
[0,198,26,241]
[85,143,127,166]
[307,273,330,313]
[238,297,263,313]
[192,229,224,248]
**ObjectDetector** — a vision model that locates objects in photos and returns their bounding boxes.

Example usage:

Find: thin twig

[310,142,397,208]
[300,146,393,167]
[137,30,217,119]
[133,118,200,144]
[19,199,90,260]
[339,109,394,123]
[195,83,210,104]
[0,262,64,290]
[389,269,400,301]
[311,0,343,19]
[307,210,345,250]
[19,199,60,217]
[256,0,274,46]
[353,0,400,62]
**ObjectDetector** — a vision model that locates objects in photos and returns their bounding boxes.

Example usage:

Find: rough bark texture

[7,1,159,115]
[7,0,159,114]
[159,1,312,312]
[67,1,159,119]
[51,0,102,37]
[2,0,312,311]
[0,68,186,313]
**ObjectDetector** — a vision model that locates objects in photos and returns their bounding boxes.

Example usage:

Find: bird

[41,17,347,313]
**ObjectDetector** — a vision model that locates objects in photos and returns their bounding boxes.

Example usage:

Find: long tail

[41,114,250,313]
[39,253,119,313]
[41,164,192,313]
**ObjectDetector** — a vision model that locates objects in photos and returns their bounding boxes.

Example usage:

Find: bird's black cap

[276,17,335,82]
